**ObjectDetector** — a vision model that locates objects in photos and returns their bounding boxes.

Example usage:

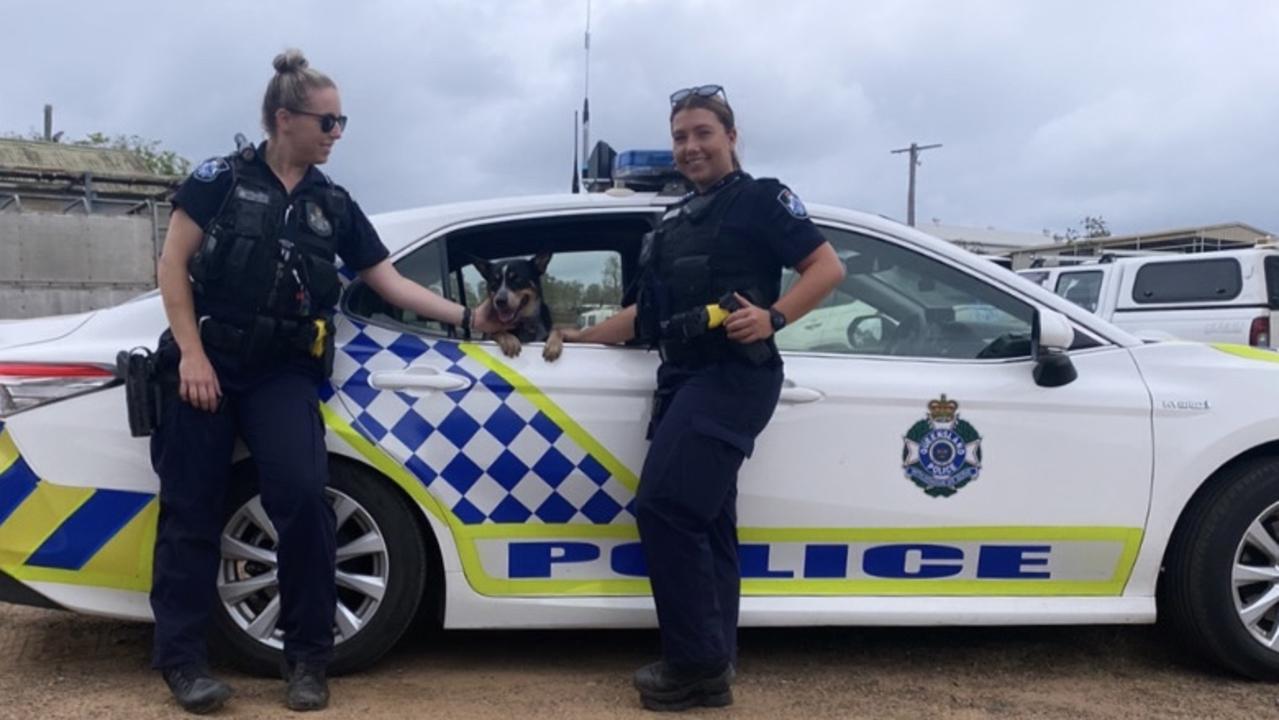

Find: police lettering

[506,541,1053,580]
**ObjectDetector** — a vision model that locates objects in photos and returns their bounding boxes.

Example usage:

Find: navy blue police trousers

[149,352,335,671]
[635,358,783,674]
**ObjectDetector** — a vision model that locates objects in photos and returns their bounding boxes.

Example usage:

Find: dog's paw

[494,332,522,357]
[543,330,564,362]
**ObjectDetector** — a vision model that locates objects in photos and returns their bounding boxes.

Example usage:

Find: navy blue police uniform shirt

[699,172,826,310]
[172,148,390,283]
[722,173,826,275]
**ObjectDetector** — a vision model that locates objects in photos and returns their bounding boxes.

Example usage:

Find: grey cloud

[4,0,1275,238]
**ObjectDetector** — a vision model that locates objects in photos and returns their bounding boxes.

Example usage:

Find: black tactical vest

[188,148,344,326]
[636,174,781,351]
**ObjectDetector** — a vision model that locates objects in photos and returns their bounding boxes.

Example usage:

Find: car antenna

[571,110,581,194]
[580,0,592,190]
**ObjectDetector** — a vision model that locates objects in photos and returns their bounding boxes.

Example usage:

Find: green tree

[75,132,191,176]
[1052,215,1112,244]
[542,276,586,326]
[602,255,621,297]
[1082,215,1111,239]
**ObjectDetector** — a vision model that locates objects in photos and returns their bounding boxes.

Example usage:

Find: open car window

[344,212,652,338]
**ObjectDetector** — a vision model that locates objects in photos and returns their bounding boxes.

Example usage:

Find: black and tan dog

[472,253,564,361]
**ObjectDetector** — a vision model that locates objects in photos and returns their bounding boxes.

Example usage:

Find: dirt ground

[0,603,1276,720]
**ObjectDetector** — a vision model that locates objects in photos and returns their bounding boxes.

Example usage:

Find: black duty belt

[658,335,778,369]
[658,337,726,368]
[198,315,328,362]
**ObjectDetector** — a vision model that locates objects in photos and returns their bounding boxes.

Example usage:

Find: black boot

[284,661,330,712]
[633,661,733,712]
[161,666,233,714]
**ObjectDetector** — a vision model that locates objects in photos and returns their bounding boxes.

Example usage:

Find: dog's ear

[470,256,493,280]
[532,252,553,276]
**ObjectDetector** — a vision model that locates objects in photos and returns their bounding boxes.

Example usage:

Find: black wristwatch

[459,306,472,337]
[768,307,788,333]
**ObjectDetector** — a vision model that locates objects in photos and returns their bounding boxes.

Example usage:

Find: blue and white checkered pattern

[324,319,636,526]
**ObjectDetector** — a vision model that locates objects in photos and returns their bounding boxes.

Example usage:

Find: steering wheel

[885,315,924,356]
[931,321,984,358]
[885,316,983,358]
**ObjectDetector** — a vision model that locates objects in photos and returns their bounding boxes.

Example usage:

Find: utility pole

[890,142,941,226]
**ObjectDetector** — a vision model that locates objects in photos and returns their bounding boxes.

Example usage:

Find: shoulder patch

[777,187,809,219]
[192,157,229,182]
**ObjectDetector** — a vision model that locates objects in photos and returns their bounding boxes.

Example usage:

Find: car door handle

[368,367,473,393]
[778,382,823,404]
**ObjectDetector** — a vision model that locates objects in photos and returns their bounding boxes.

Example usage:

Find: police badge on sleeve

[193,157,229,182]
[902,394,982,498]
[777,187,809,219]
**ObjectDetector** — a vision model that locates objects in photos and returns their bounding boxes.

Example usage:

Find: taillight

[1250,317,1271,348]
[0,362,117,417]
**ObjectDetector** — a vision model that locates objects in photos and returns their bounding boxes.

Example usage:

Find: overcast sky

[6,0,1277,238]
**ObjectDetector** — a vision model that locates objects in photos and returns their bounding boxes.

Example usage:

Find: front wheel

[209,460,428,676]
[1164,457,1279,679]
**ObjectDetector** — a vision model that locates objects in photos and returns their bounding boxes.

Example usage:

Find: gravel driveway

[0,604,1272,719]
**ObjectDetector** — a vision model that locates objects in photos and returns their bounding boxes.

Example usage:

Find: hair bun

[272,48,309,74]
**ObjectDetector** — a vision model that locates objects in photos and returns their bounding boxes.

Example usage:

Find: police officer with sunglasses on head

[559,85,845,711]
[149,49,506,714]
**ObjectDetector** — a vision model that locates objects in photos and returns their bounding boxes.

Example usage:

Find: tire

[209,459,428,676]
[1164,456,1279,679]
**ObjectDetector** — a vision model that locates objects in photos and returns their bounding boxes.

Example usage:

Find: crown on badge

[927,394,958,422]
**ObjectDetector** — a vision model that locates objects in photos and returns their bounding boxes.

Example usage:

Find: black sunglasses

[287,108,348,133]
[670,84,727,106]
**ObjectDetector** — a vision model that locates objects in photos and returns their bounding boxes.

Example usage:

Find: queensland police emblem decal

[902,394,982,498]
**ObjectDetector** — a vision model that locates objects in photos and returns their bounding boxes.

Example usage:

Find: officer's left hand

[724,292,773,343]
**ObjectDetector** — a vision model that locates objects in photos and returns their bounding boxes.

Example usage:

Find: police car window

[1131,258,1242,304]
[458,251,624,329]
[775,227,1035,359]
[343,238,451,336]
[1054,271,1103,312]
[445,213,648,333]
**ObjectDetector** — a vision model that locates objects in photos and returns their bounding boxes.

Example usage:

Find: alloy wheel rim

[217,488,390,650]
[1232,500,1279,651]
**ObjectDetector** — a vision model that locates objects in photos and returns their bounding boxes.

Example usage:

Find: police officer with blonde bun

[150,49,505,713]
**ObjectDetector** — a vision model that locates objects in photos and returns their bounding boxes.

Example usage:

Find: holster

[646,383,678,440]
[115,347,162,438]
[657,292,778,368]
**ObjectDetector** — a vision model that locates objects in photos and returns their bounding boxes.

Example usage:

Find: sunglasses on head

[287,108,348,133]
[670,84,727,106]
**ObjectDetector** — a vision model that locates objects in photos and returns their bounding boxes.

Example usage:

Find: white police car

[4,191,1279,679]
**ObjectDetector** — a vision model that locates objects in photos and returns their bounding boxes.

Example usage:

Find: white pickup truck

[1018,248,1279,348]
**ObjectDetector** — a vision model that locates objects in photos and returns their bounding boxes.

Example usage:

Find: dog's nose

[494,292,510,309]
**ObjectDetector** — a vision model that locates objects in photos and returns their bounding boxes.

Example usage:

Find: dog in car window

[472,253,564,361]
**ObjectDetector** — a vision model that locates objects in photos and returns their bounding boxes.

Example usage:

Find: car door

[330,209,661,596]
[754,224,1153,596]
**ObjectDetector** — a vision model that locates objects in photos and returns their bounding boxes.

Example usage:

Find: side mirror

[1036,309,1074,351]
[846,314,885,349]
[1032,309,1077,387]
